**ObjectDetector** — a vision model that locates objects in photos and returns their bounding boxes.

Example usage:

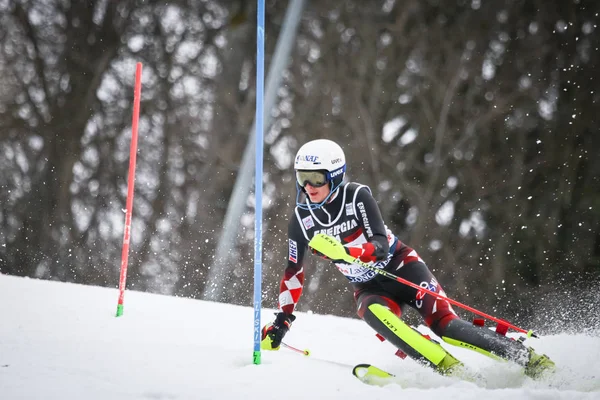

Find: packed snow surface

[1,274,598,399]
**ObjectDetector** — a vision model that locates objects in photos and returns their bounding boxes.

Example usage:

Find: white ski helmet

[294,139,346,190]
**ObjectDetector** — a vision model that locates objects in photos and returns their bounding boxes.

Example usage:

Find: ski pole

[309,233,537,338]
[282,341,311,356]
[356,258,535,337]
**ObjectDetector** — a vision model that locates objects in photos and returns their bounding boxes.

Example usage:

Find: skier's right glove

[260,312,296,350]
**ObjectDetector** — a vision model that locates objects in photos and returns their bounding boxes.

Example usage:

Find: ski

[352,363,398,386]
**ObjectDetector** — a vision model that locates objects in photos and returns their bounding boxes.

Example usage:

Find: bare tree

[1,0,597,326]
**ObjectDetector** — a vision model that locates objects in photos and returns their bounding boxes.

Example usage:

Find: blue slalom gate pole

[253,0,265,366]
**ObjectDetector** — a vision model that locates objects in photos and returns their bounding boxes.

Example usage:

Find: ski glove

[312,242,377,263]
[261,312,296,350]
[344,242,381,263]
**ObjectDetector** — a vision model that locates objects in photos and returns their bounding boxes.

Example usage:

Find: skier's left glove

[344,242,380,263]
[311,241,379,264]
[261,312,296,350]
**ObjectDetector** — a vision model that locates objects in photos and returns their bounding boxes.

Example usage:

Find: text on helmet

[296,155,320,163]
[330,167,345,178]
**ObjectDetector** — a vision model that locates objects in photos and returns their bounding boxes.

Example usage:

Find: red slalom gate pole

[116,62,143,317]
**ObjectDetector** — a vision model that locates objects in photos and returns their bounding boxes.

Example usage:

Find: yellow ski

[352,364,398,386]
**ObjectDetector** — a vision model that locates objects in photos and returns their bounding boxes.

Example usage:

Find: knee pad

[428,312,459,337]
[356,294,402,319]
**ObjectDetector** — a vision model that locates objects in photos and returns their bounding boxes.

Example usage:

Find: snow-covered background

[1,274,598,400]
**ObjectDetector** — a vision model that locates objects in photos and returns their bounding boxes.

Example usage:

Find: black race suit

[278,182,531,367]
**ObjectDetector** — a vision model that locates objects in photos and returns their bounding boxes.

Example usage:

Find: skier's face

[304,182,331,204]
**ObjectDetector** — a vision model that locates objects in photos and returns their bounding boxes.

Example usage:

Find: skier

[261,138,555,379]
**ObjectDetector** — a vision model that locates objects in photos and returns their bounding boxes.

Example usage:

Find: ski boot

[524,347,556,379]
[436,352,464,377]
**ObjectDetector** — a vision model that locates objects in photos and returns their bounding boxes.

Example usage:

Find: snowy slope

[1,274,598,400]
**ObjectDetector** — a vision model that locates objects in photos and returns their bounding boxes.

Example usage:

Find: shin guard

[440,319,529,365]
[364,303,461,373]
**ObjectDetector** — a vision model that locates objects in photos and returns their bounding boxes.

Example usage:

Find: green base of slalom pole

[116,304,124,317]
[253,350,261,365]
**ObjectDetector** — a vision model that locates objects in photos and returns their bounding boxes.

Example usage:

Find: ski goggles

[296,170,329,187]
